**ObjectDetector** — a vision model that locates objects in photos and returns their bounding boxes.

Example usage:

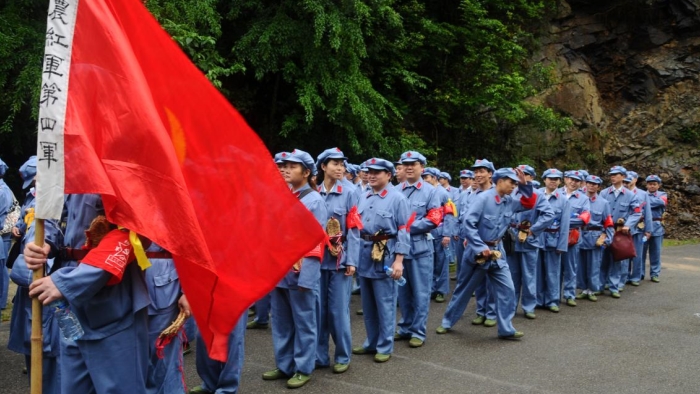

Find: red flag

[62,0,326,361]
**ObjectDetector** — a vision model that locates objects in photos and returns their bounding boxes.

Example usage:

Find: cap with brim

[542,169,563,179]
[460,169,474,179]
[645,175,661,183]
[492,168,520,183]
[578,170,589,178]
[19,156,37,189]
[0,158,7,178]
[626,171,638,179]
[531,180,541,188]
[608,166,627,176]
[422,167,440,178]
[585,175,602,184]
[439,172,452,181]
[518,165,536,177]
[274,151,291,164]
[565,170,583,181]
[365,158,395,176]
[282,149,316,175]
[471,159,495,172]
[316,147,348,172]
[399,151,427,165]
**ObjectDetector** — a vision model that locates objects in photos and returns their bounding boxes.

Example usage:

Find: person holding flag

[7,157,63,394]
[262,149,327,389]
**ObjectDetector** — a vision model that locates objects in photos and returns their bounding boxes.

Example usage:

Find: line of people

[248,149,668,390]
[0,151,668,393]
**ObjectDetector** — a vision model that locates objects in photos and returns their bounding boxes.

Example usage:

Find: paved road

[1,244,699,394]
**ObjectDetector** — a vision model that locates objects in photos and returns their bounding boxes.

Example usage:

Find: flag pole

[30,218,45,394]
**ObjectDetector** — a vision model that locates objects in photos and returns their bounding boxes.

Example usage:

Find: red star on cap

[336,147,341,152]
[281,152,287,157]
[407,152,412,157]
[575,171,579,175]
[550,169,555,173]
[477,160,482,163]
[371,158,376,164]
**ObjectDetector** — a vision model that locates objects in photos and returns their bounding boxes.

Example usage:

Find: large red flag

[39,0,326,361]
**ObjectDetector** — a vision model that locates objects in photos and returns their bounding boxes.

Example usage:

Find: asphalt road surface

[1,244,698,394]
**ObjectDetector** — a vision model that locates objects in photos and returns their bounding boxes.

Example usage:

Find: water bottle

[384,266,406,286]
[642,236,648,243]
[51,300,84,341]
[443,243,456,263]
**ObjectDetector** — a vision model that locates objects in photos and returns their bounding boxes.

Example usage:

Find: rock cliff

[524,0,700,238]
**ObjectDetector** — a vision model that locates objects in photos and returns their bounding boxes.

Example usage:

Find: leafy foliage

[0,0,571,180]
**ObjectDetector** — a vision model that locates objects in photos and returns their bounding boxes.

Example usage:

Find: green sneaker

[499,331,524,340]
[611,292,621,299]
[575,292,587,300]
[587,293,598,302]
[287,373,311,389]
[189,386,212,394]
[356,309,363,315]
[566,298,577,307]
[374,353,391,363]
[248,308,256,317]
[435,293,446,303]
[651,276,660,283]
[394,332,410,340]
[619,287,625,292]
[262,368,288,381]
[630,281,640,286]
[408,338,424,348]
[548,305,560,313]
[524,312,536,319]
[483,319,497,327]
[471,315,485,325]
[436,326,449,334]
[333,363,349,374]
[247,320,269,329]
[352,346,375,355]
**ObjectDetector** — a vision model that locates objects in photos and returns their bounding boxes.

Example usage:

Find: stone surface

[520,0,700,239]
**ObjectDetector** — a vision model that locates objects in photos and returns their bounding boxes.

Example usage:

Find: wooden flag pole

[30,218,45,394]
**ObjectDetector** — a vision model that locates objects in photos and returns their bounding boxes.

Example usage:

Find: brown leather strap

[361,234,396,242]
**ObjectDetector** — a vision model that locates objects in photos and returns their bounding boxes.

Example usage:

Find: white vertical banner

[35,0,79,220]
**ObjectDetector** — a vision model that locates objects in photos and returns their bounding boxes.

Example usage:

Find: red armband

[81,229,135,286]
[346,206,363,230]
[633,207,641,213]
[579,211,591,225]
[603,215,613,228]
[661,196,668,205]
[520,193,537,210]
[304,241,325,260]
[426,208,443,226]
[400,212,417,231]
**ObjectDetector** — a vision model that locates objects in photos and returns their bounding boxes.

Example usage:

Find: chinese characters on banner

[35,0,77,220]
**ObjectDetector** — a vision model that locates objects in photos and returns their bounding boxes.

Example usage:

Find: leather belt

[544,228,560,233]
[59,248,173,261]
[360,234,396,242]
[484,240,500,246]
[582,226,603,231]
[652,218,662,221]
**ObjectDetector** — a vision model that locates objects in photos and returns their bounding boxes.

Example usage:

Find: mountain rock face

[524,0,700,239]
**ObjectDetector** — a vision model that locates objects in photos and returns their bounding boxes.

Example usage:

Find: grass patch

[663,239,700,247]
